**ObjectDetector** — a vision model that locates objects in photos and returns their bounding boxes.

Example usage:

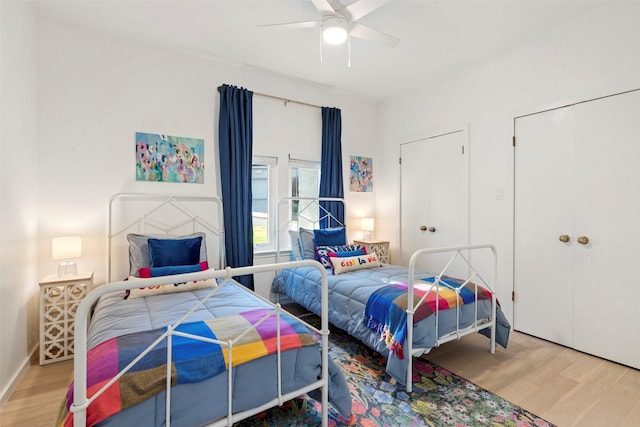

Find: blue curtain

[319,107,345,228]
[218,84,254,290]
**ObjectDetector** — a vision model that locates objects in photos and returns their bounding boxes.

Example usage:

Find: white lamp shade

[52,237,82,260]
[323,26,348,44]
[322,16,348,45]
[361,218,375,232]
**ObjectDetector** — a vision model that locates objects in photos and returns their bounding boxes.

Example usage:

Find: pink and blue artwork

[136,132,204,183]
[350,155,373,192]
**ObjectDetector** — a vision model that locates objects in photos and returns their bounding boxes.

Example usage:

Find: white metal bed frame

[69,194,333,427]
[72,263,331,427]
[274,197,499,393]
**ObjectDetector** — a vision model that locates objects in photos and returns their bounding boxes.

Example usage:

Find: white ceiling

[31,0,611,101]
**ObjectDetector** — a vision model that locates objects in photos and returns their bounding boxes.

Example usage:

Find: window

[289,158,320,229]
[252,156,277,251]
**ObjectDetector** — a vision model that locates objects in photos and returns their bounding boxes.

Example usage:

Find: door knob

[420,225,427,231]
[559,234,570,243]
[428,226,436,232]
[577,236,589,245]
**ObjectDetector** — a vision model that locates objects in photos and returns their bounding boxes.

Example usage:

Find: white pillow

[330,253,381,274]
[125,274,216,299]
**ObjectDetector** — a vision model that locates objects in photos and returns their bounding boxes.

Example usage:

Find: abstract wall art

[350,155,373,192]
[135,132,204,183]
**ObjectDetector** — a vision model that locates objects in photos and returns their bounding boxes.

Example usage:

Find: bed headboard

[275,197,345,263]
[108,193,224,282]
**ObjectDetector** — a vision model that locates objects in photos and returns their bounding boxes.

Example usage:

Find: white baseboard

[0,345,37,410]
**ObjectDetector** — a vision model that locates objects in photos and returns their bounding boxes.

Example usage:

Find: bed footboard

[405,244,498,393]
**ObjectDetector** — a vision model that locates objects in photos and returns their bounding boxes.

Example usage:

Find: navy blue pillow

[140,263,205,278]
[148,236,202,268]
[313,227,346,247]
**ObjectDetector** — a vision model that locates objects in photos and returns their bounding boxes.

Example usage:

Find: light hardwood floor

[2,331,639,426]
[1,358,72,427]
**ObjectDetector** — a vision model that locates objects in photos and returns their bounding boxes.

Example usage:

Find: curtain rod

[217,85,322,110]
[254,91,322,110]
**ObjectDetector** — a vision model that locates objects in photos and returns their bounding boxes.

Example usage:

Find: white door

[514,107,576,347]
[514,89,640,368]
[400,129,468,276]
[571,91,640,368]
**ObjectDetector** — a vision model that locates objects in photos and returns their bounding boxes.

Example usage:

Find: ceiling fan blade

[259,20,321,30]
[349,22,399,48]
[343,0,391,22]
[310,0,336,15]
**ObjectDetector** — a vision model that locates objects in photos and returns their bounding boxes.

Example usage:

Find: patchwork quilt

[364,276,492,359]
[59,308,318,427]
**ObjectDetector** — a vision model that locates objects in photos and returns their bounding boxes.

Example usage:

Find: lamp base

[363,231,373,241]
[58,260,77,276]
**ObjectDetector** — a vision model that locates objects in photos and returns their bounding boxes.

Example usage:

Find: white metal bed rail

[405,244,498,392]
[71,260,330,427]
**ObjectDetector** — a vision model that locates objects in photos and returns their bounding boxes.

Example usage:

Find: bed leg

[490,321,496,354]
[490,293,497,354]
[406,360,413,393]
[322,384,328,427]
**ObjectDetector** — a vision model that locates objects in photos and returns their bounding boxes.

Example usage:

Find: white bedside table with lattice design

[353,240,390,264]
[39,271,93,365]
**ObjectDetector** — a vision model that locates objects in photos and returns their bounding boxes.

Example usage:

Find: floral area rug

[236,315,556,427]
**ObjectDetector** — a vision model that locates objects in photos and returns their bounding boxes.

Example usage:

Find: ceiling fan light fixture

[322,16,348,45]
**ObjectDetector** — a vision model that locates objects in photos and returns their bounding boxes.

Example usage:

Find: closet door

[514,107,576,347]
[571,91,640,368]
[400,130,468,276]
[514,89,640,369]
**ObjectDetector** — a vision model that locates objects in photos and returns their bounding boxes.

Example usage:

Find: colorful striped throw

[364,276,492,359]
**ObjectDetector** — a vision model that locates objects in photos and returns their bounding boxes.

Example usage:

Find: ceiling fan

[259,0,399,48]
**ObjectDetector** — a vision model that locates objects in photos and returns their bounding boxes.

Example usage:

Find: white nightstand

[353,240,390,264]
[39,271,93,365]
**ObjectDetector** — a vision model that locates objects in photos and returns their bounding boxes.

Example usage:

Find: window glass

[252,156,277,250]
[290,159,320,229]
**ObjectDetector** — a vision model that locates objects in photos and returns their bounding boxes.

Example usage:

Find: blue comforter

[84,283,351,426]
[272,264,510,384]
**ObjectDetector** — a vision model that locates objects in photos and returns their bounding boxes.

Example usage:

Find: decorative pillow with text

[316,244,363,269]
[330,253,381,274]
[125,273,216,299]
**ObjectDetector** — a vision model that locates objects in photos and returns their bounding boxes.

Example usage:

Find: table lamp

[52,236,82,276]
[361,217,374,241]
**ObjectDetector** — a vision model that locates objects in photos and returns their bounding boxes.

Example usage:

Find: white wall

[35,16,377,296]
[376,1,640,323]
[0,1,40,405]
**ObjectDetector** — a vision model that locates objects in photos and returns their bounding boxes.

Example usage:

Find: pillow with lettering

[125,274,216,299]
[330,253,381,274]
[316,244,363,269]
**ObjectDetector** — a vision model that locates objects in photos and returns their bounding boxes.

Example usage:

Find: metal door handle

[420,225,427,231]
[428,226,436,232]
[559,234,570,243]
[577,236,589,245]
